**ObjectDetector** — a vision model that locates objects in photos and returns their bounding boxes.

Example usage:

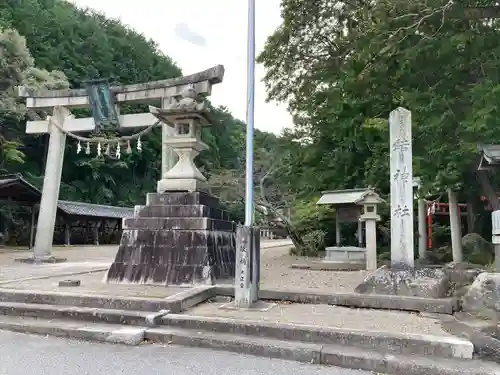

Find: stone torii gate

[16,66,224,262]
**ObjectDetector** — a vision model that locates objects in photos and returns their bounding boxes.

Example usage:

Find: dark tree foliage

[0,0,280,214]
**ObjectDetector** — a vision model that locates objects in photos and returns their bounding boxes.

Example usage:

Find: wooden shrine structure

[0,174,132,247]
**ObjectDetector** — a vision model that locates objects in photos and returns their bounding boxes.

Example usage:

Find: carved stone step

[146,191,220,208]
[108,191,236,286]
[119,229,235,248]
[114,243,235,266]
[122,218,235,231]
[134,204,228,220]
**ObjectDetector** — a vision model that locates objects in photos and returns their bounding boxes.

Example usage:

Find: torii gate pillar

[15,66,224,263]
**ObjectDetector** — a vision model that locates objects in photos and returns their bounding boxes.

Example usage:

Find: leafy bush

[292,197,335,240]
[302,229,327,256]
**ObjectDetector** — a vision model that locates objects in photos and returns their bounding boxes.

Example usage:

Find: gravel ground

[0,243,369,295]
[260,246,369,293]
[0,271,185,298]
[187,301,452,336]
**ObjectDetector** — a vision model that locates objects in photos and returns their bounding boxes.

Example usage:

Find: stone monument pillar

[389,107,414,270]
[106,86,236,285]
[355,108,449,298]
[234,226,260,308]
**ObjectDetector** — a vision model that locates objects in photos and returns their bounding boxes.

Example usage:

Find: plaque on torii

[15,65,225,263]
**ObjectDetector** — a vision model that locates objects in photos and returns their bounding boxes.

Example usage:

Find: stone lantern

[360,197,381,221]
[359,189,383,270]
[149,85,211,193]
[106,84,236,286]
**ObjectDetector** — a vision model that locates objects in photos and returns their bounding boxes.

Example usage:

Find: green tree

[0,28,68,172]
[256,0,500,247]
[0,0,284,221]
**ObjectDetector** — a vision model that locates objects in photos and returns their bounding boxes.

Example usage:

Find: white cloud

[69,0,292,134]
[174,22,207,47]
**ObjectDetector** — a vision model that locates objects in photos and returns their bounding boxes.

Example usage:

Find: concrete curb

[0,315,496,375]
[291,262,365,271]
[164,286,216,312]
[0,316,145,345]
[0,284,457,316]
[0,301,157,326]
[0,289,173,312]
[144,326,499,375]
[0,268,109,286]
[0,300,472,359]
[441,319,500,363]
[0,286,216,314]
[214,285,459,314]
[160,313,473,359]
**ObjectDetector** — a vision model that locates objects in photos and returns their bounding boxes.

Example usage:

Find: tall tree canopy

[258,0,500,200]
[0,0,280,223]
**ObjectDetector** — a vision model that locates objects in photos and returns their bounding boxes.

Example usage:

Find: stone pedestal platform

[354,265,450,298]
[106,192,236,286]
[319,246,366,271]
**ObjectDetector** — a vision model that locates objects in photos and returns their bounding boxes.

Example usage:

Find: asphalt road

[0,330,374,375]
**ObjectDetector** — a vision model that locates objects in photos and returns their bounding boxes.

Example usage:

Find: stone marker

[355,108,449,298]
[234,225,259,307]
[389,107,414,270]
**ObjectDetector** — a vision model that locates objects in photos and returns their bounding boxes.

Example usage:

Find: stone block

[134,204,227,220]
[354,265,450,298]
[15,256,67,264]
[58,280,81,287]
[145,310,170,327]
[324,246,365,262]
[462,272,500,319]
[157,178,208,194]
[122,217,235,231]
[146,191,220,207]
[461,233,494,265]
[443,262,486,284]
[105,327,145,345]
[106,191,236,286]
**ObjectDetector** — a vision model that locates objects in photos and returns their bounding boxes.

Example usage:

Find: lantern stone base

[324,246,366,262]
[106,191,236,286]
[157,178,208,194]
[354,265,450,298]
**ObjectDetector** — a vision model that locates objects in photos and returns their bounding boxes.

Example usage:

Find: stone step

[0,289,175,311]
[120,229,235,248]
[122,217,235,231]
[146,192,220,208]
[113,244,235,266]
[0,315,147,345]
[0,286,215,314]
[145,326,496,375]
[0,301,165,326]
[213,286,458,314]
[0,315,495,374]
[159,313,473,360]
[106,262,234,285]
[134,204,229,220]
